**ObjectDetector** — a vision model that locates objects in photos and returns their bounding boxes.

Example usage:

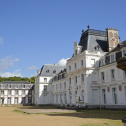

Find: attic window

[53,70,56,74]
[46,70,49,73]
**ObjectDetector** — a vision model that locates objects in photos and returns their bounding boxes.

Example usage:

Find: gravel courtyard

[0,106,124,126]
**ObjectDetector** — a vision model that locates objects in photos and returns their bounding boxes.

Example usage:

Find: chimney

[106,27,119,51]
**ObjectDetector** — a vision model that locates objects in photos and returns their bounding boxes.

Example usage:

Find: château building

[35,27,126,109]
[0,81,34,105]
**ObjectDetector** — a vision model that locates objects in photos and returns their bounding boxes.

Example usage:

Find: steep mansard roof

[39,64,66,77]
[79,29,108,52]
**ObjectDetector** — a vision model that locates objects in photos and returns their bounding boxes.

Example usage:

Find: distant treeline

[0,76,35,84]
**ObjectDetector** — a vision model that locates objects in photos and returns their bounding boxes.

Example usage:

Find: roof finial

[87,25,90,29]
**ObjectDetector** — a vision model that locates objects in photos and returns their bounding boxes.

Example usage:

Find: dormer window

[53,70,56,74]
[110,54,115,63]
[46,70,49,73]
[123,49,126,56]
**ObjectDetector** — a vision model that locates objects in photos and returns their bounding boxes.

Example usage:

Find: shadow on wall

[21,85,35,106]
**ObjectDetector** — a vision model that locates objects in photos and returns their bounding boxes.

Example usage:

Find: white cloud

[0,36,4,45]
[27,65,37,71]
[58,58,69,66]
[0,56,19,73]
[0,69,22,78]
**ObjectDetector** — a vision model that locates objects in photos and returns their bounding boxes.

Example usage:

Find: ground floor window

[22,97,25,104]
[102,89,106,104]
[112,88,117,104]
[15,97,18,104]
[28,97,32,104]
[8,98,11,104]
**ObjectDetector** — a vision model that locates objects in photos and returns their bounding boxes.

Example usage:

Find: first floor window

[112,88,117,104]
[101,72,105,82]
[8,90,11,95]
[75,76,77,84]
[111,69,115,81]
[28,97,32,104]
[29,90,32,95]
[64,82,66,89]
[22,90,25,95]
[1,90,4,95]
[44,85,47,92]
[15,90,18,95]
[44,78,47,82]
[81,74,84,82]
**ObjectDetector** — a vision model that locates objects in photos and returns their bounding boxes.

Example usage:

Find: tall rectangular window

[81,60,83,67]
[23,84,25,88]
[15,97,18,104]
[60,83,61,90]
[44,78,47,82]
[74,63,77,69]
[111,69,115,81]
[8,84,11,88]
[28,97,32,104]
[8,98,11,104]
[81,74,84,82]
[101,72,105,82]
[64,82,66,89]
[15,84,18,88]
[91,59,95,67]
[29,90,32,95]
[110,55,115,63]
[44,85,47,92]
[22,97,25,104]
[69,78,71,85]
[22,90,25,95]
[8,90,11,95]
[15,90,18,95]
[112,88,117,104]
[102,89,106,104]
[69,66,71,72]
[75,76,77,84]
[1,90,4,95]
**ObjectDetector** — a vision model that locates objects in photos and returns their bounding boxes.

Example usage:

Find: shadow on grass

[46,109,126,120]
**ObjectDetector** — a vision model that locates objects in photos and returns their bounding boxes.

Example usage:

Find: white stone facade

[35,27,126,109]
[0,81,34,105]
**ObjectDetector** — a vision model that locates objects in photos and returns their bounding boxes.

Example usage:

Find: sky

[0,0,126,78]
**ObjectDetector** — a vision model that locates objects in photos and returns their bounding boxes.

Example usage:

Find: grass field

[0,106,125,126]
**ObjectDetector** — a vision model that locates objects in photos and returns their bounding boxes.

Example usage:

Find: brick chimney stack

[106,27,119,51]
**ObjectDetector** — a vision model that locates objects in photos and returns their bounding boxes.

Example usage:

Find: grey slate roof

[79,29,108,52]
[0,81,32,84]
[39,64,66,77]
